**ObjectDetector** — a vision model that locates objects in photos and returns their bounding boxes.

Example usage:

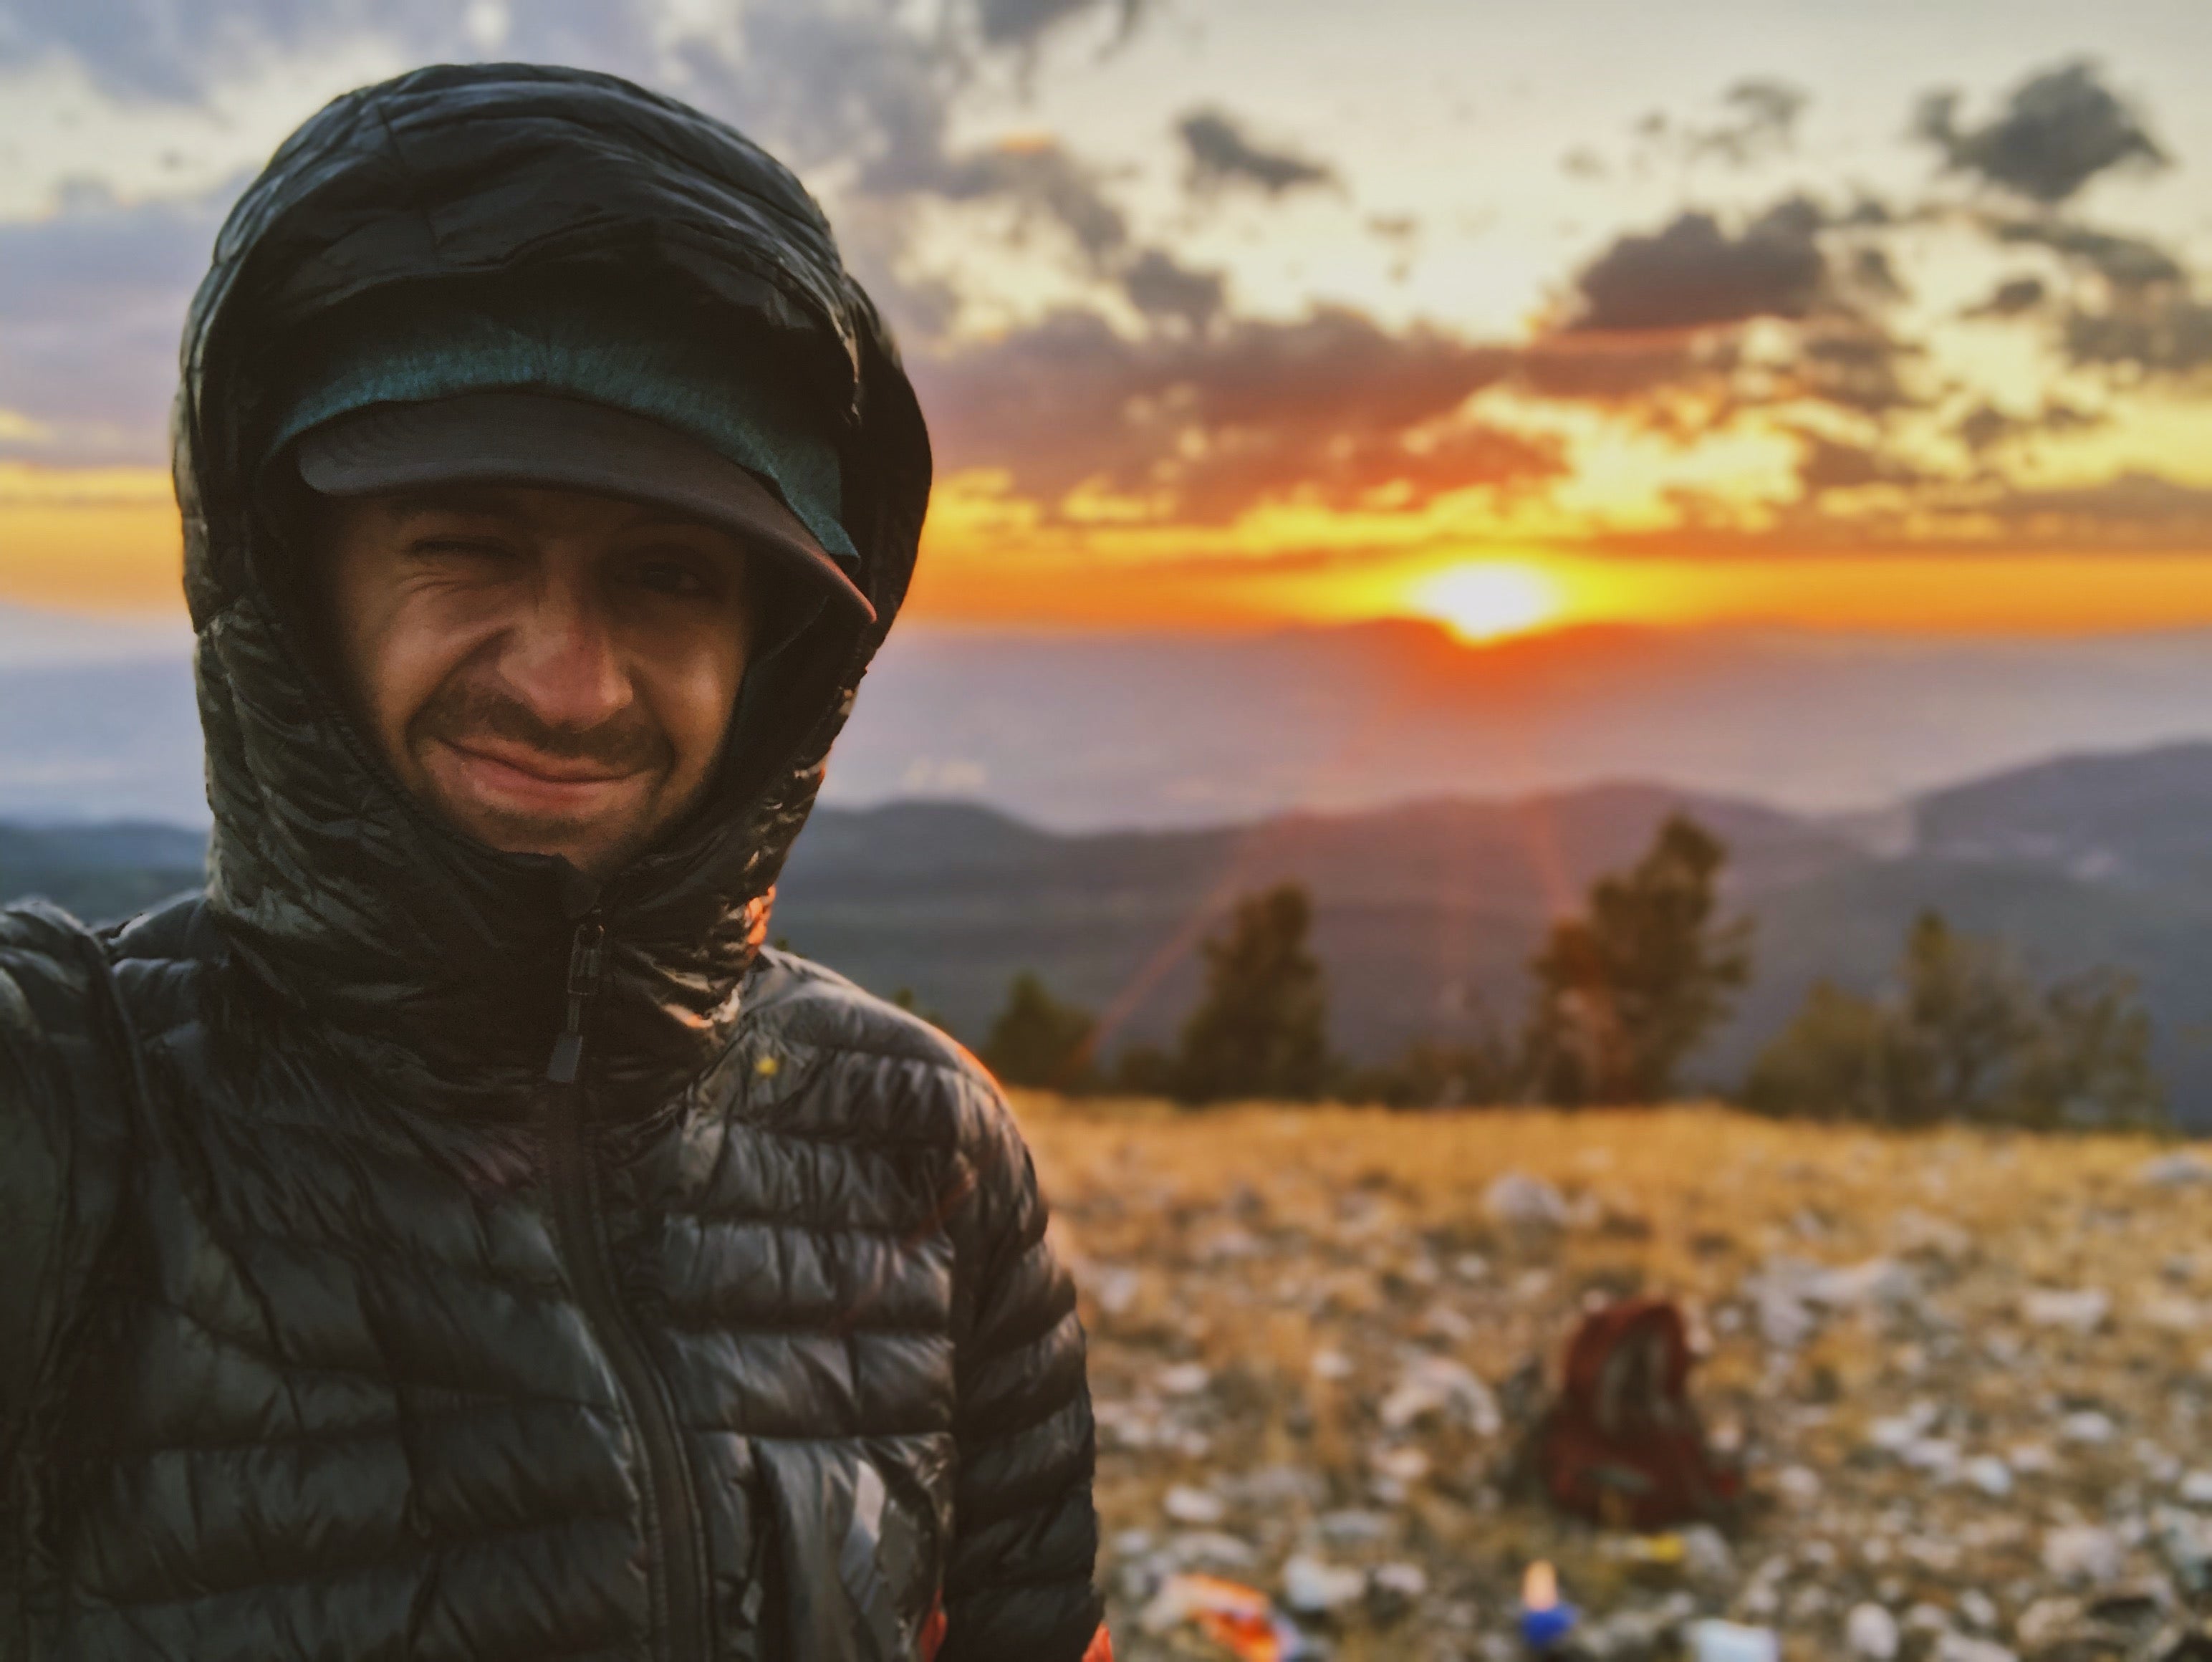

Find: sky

[5,0,2212,640]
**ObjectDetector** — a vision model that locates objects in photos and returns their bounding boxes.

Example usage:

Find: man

[0,63,1103,1662]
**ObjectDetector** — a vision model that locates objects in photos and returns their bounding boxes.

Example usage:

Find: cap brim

[294,391,875,623]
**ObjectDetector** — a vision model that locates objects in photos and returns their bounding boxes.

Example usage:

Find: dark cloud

[1992,219,2182,289]
[1175,109,1338,197]
[1954,400,2099,453]
[1569,196,1832,333]
[673,0,1169,340]
[880,138,1130,267]
[972,0,1150,50]
[2066,293,2212,378]
[1794,433,1918,496]
[1120,249,1226,329]
[1846,246,1905,304]
[1981,470,2212,547]
[0,178,230,463]
[1916,60,2167,205]
[1517,333,1720,403]
[1690,78,1809,166]
[1964,276,2047,319]
[1790,327,1918,413]
[913,304,1544,521]
[1628,79,1808,170]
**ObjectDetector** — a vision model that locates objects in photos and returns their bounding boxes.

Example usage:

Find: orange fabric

[915,1594,1107,1661]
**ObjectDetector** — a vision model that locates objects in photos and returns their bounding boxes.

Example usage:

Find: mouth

[429,736,644,812]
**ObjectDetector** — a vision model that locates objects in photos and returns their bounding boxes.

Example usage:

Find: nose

[499,567,630,733]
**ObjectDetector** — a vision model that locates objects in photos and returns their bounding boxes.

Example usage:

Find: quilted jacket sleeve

[939,1074,1102,1662]
[0,905,133,1463]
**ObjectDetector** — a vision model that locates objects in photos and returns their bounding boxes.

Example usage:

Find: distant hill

[18,744,2212,1122]
[0,820,206,923]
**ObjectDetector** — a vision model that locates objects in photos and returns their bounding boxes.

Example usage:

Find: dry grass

[1011,1098,2210,1658]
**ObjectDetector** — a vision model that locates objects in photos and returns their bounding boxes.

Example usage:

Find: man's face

[321,484,756,880]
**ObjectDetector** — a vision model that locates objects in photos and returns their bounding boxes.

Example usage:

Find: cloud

[1992,219,2183,289]
[1687,78,1809,167]
[1175,109,1337,197]
[1790,326,1918,414]
[972,0,1150,50]
[2066,292,2212,378]
[1568,197,1831,333]
[658,0,1167,339]
[0,178,231,464]
[913,304,1546,521]
[1794,432,1918,496]
[0,0,1168,458]
[1517,333,1719,403]
[1981,469,2212,547]
[0,0,664,102]
[1120,249,1226,329]
[1954,400,2098,453]
[1964,276,2047,319]
[1916,60,2167,205]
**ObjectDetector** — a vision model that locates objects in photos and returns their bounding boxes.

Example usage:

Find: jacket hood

[176,62,931,1115]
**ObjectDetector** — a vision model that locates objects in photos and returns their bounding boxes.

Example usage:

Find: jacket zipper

[542,916,711,1661]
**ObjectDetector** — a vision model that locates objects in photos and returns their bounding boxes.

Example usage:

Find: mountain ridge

[15,738,2212,1120]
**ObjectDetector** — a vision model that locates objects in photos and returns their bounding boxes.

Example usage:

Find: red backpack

[1535,1298,1742,1529]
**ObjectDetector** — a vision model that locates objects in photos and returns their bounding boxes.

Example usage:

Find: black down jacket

[0,63,1100,1662]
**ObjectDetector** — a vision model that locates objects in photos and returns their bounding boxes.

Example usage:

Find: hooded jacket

[0,63,1100,1662]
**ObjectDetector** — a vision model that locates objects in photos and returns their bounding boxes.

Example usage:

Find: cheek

[635,626,747,780]
[350,585,511,744]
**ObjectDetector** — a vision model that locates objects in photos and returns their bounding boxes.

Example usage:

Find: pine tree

[981,972,1098,1091]
[1747,909,2165,1130]
[1171,883,1331,1105]
[1524,813,1752,1105]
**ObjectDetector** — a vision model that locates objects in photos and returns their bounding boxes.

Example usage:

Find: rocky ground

[1013,1100,2212,1662]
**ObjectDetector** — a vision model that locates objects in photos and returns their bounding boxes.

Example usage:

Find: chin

[448,803,648,878]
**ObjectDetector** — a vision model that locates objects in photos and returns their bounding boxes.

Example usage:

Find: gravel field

[1014,1100,2212,1661]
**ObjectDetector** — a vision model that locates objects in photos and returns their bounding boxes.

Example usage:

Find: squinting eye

[634,559,713,598]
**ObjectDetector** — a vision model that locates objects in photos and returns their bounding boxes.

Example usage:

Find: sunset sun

[1410,560,1564,643]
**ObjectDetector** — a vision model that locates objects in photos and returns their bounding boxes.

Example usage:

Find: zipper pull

[546,917,607,1085]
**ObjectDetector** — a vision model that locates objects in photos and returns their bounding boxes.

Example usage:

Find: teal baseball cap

[294,390,873,620]
[264,279,872,620]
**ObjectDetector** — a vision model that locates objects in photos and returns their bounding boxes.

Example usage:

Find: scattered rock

[1964,1454,2014,1497]
[1484,1171,1569,1231]
[1934,1635,2018,1662]
[1684,1618,1779,1661]
[2139,1151,2212,1187]
[1281,1552,1366,1614]
[1056,1108,2210,1657]
[2022,1286,2112,1332]
[2044,1522,2125,1586]
[1847,1601,1900,1661]
[1162,1484,1226,1527]
[1378,1353,1501,1434]
[1155,1361,1211,1396]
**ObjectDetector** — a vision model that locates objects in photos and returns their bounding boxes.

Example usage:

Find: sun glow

[1410,559,1565,643]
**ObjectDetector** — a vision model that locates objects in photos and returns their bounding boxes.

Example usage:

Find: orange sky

[8,16,2212,645]
[16,461,2212,642]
